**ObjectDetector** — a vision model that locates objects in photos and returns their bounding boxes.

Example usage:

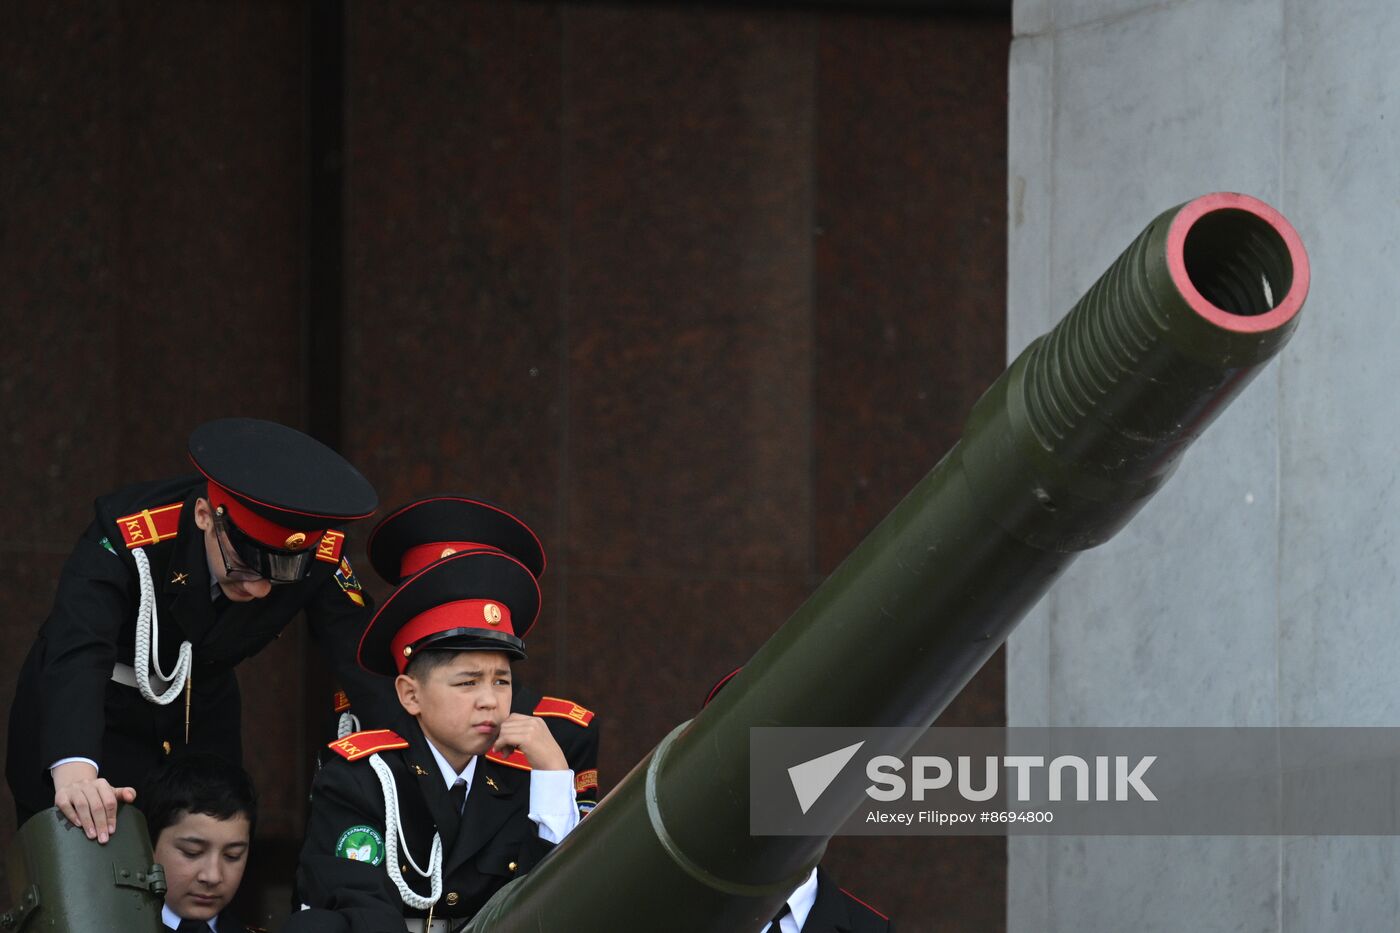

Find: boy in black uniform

[6,418,379,841]
[288,540,578,932]
[360,496,599,817]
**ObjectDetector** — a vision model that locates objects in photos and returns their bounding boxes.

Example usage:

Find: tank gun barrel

[466,192,1310,932]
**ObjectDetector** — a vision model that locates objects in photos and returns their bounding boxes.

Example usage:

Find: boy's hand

[51,761,137,843]
[492,713,567,771]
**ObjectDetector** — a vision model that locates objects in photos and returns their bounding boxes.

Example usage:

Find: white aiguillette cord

[370,752,444,911]
[131,548,193,706]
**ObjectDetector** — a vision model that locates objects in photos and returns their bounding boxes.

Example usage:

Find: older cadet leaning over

[6,418,379,841]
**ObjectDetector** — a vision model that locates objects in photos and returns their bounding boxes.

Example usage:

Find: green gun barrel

[3,807,166,932]
[466,192,1310,932]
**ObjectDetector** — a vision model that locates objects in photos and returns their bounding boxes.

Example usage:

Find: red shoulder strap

[115,502,183,549]
[327,729,408,762]
[533,696,595,727]
[485,747,532,771]
[315,529,346,564]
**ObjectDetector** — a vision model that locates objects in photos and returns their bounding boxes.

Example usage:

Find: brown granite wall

[1,3,1007,930]
[342,5,1009,931]
[0,1,309,921]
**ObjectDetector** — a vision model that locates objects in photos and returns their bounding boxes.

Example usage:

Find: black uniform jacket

[806,869,895,933]
[292,720,554,931]
[332,677,600,818]
[6,476,374,816]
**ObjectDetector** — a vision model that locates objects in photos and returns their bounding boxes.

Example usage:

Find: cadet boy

[705,669,895,933]
[6,418,378,841]
[357,496,598,817]
[289,542,578,931]
[142,752,262,933]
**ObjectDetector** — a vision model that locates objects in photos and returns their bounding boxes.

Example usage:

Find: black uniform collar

[164,489,212,596]
[805,867,858,933]
[159,489,219,644]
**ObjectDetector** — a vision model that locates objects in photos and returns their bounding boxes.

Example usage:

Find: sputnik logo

[788,741,866,814]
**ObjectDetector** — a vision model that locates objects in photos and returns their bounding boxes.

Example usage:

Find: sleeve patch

[533,696,595,727]
[327,729,407,761]
[316,529,346,564]
[334,556,364,606]
[575,769,598,794]
[114,502,183,549]
[335,825,384,866]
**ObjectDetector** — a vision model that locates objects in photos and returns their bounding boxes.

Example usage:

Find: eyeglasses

[213,511,316,584]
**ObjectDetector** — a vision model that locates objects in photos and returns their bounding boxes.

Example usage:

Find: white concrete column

[1009,0,1400,928]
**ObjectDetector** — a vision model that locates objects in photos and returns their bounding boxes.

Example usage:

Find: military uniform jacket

[293,721,554,931]
[6,476,373,816]
[804,869,894,933]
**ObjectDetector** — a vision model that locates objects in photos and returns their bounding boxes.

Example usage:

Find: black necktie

[768,903,790,932]
[177,920,213,933]
[449,778,467,815]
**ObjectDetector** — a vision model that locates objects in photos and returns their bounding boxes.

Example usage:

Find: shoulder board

[327,729,407,762]
[485,747,532,771]
[114,502,183,549]
[533,696,594,727]
[839,888,890,921]
[315,529,346,564]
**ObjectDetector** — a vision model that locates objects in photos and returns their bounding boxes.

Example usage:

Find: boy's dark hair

[405,648,511,681]
[141,752,258,842]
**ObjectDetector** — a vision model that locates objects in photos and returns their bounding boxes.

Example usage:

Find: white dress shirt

[162,903,219,931]
[423,737,579,844]
[760,868,819,933]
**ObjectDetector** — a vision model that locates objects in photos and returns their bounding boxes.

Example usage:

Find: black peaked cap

[189,418,377,528]
[367,496,545,585]
[358,548,540,676]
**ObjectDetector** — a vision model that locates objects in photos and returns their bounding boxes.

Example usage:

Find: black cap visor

[405,628,526,664]
[217,514,314,584]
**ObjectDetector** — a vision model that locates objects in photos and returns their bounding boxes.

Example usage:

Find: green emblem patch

[335,825,384,865]
[100,537,116,555]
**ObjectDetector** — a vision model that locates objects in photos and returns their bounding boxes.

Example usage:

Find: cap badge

[440,546,457,558]
[484,603,502,625]
[285,532,307,549]
[403,646,413,658]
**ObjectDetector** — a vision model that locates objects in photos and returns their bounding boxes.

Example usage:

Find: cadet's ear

[395,674,421,715]
[193,497,213,532]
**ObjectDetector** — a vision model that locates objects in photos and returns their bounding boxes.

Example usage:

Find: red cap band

[400,541,492,578]
[207,480,324,550]
[390,598,515,673]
